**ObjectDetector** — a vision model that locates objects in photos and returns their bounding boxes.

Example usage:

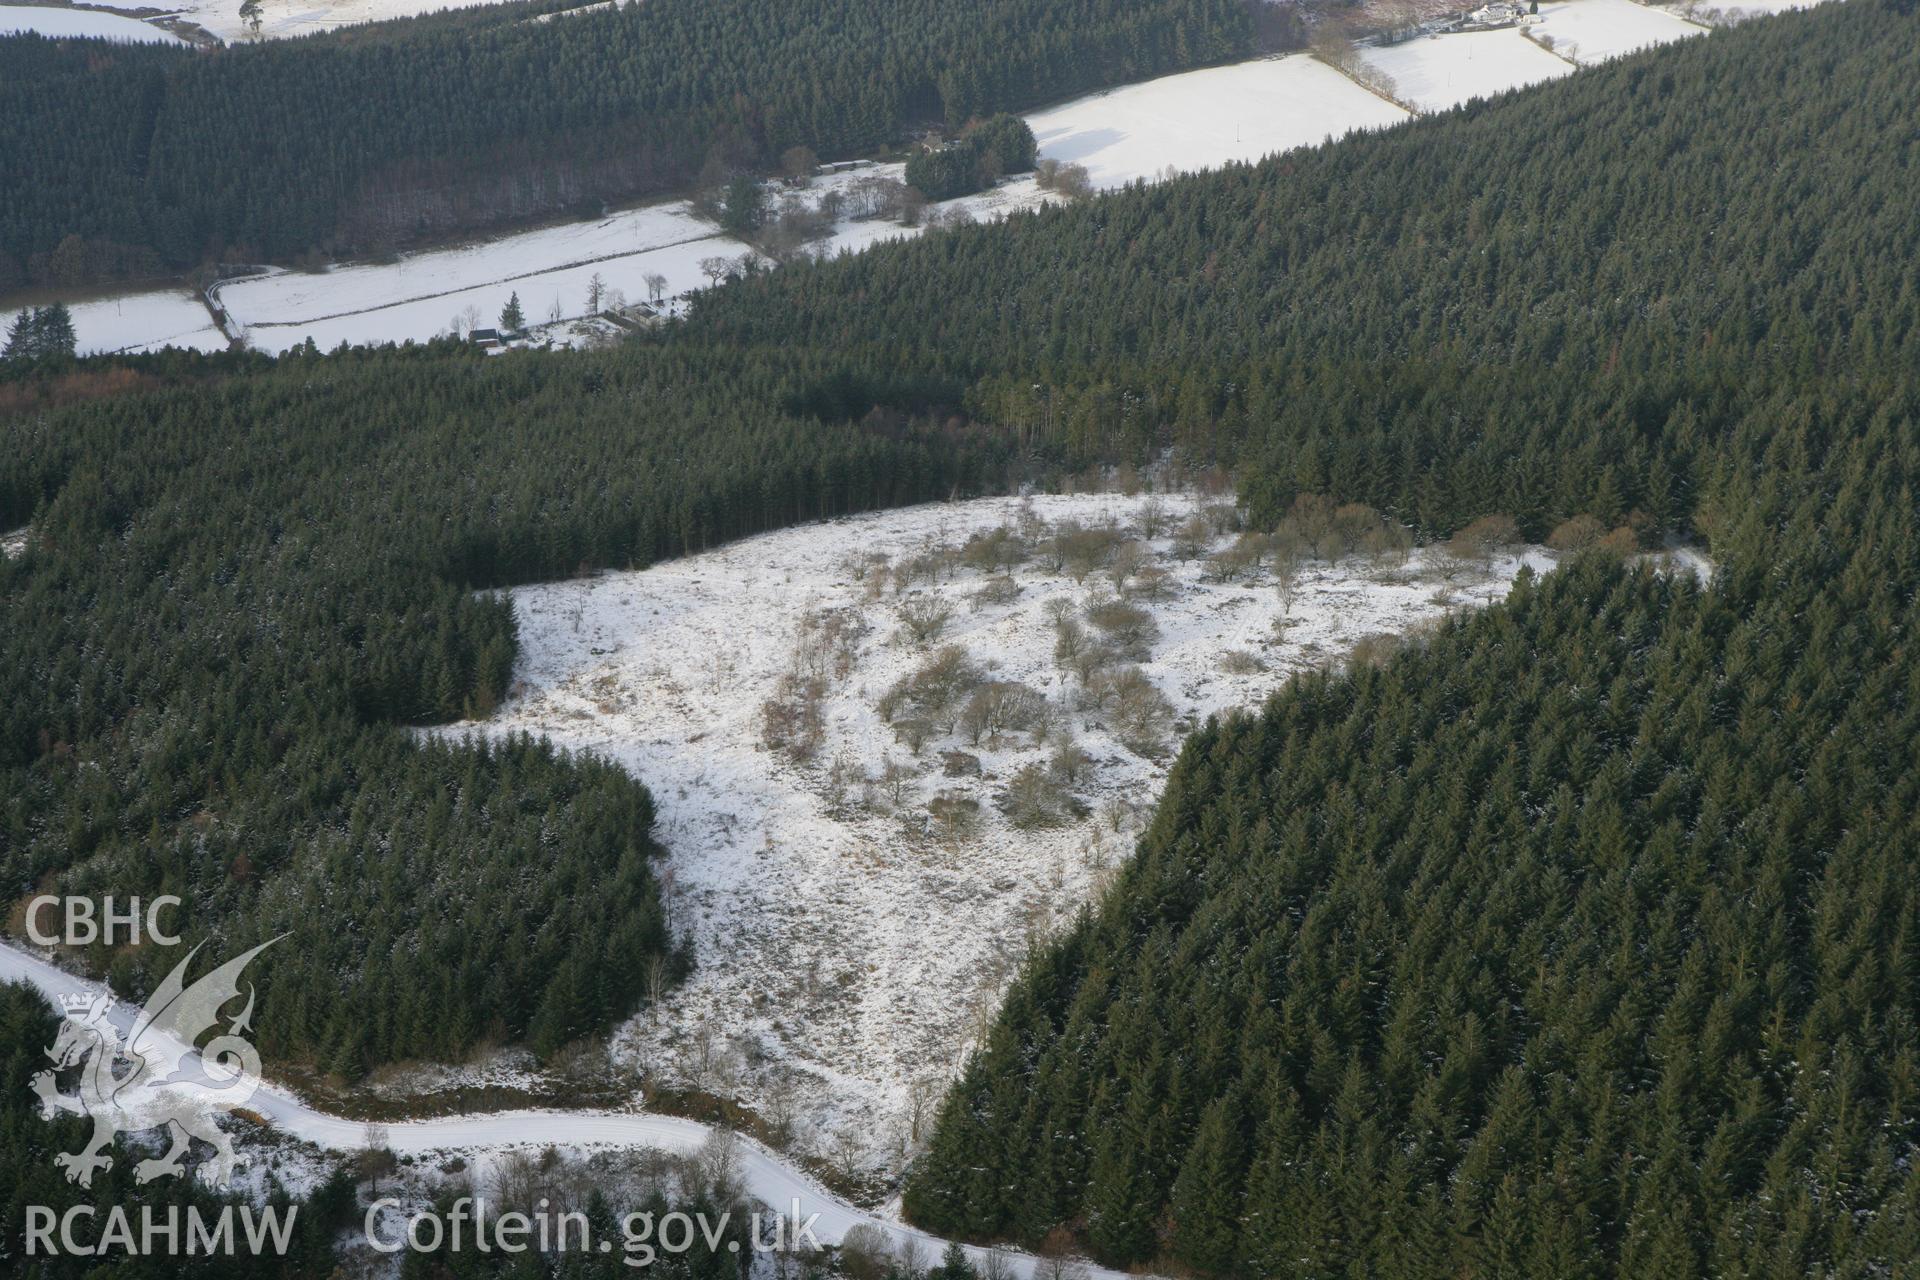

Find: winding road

[1,940,1109,1278]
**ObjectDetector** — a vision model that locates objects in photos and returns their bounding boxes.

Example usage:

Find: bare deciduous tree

[763,1076,800,1149]
[839,1225,892,1280]
[1449,513,1522,571]
[897,596,955,647]
[928,790,983,848]
[645,952,670,1018]
[696,1127,743,1201]
[1085,597,1159,661]
[1548,513,1606,552]
[357,1123,396,1193]
[1170,515,1212,560]
[830,1126,865,1181]
[1287,492,1340,559]
[961,681,1047,746]
[907,1076,941,1145]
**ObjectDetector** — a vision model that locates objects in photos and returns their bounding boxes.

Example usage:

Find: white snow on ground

[1528,0,1704,64]
[68,289,228,356]
[1358,27,1574,112]
[78,50,1413,356]
[65,0,1816,355]
[209,166,1061,354]
[1660,0,1829,23]
[0,938,1136,1280]
[441,490,1552,1168]
[212,203,730,355]
[1024,54,1410,189]
[1,528,27,558]
[80,0,530,42]
[525,0,612,19]
[0,3,185,40]
[802,164,1052,260]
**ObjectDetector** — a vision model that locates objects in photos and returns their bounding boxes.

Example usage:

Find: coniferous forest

[2,0,1919,1272]
[0,0,1254,287]
[0,985,354,1278]
[0,342,1003,1074]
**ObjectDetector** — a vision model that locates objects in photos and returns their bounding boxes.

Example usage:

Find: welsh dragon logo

[32,939,281,1189]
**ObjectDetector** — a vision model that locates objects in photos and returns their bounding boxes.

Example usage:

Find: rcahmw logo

[26,938,297,1259]
[25,1202,297,1260]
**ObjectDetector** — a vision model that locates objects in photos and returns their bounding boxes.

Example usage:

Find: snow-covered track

[0,939,1124,1280]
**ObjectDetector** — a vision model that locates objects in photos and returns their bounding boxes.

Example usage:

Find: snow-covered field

[1358,26,1574,111]
[211,203,730,355]
[68,51,1415,356]
[1658,0,1830,22]
[442,490,1551,1167]
[51,0,1818,355]
[1024,54,1410,189]
[205,168,1056,354]
[69,289,228,356]
[74,0,520,41]
[1529,0,1704,64]
[0,2,186,41]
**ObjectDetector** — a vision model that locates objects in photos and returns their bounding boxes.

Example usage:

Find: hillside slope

[1,6,1915,1239]
[870,3,1920,1272]
[0,0,1252,285]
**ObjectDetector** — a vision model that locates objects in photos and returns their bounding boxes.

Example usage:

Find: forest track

[0,939,1121,1279]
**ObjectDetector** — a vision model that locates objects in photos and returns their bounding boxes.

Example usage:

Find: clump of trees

[960,680,1048,747]
[880,644,986,742]
[961,524,1028,572]
[1000,760,1081,829]
[898,595,957,646]
[906,115,1039,201]
[1083,597,1158,661]
[1079,665,1174,757]
[1035,159,1094,200]
[762,608,866,761]
[2,303,76,361]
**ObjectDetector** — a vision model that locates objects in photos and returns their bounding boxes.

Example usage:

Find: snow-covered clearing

[1358,26,1574,111]
[1,527,27,559]
[1528,0,1704,64]
[0,937,1138,1280]
[1024,54,1410,190]
[0,2,186,41]
[441,490,1552,1168]
[68,288,228,356]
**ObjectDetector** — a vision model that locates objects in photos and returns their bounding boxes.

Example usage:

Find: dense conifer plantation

[0,983,355,1275]
[0,344,1004,1072]
[1,4,1917,1270]
[0,0,1252,285]
[839,4,1920,1271]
